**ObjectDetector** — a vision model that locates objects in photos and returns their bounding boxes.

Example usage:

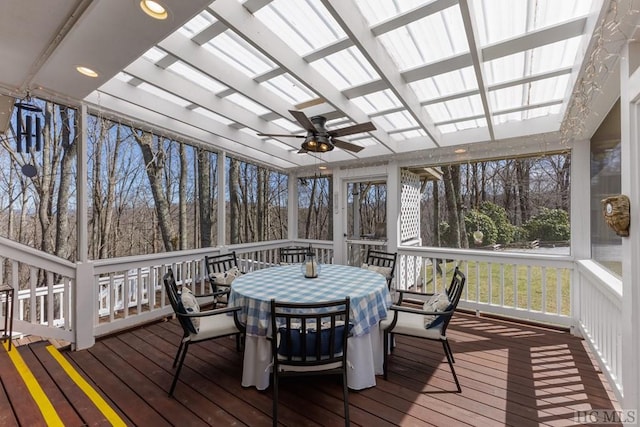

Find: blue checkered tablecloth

[229,264,391,337]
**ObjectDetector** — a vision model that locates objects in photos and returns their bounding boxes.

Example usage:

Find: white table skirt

[241,323,384,390]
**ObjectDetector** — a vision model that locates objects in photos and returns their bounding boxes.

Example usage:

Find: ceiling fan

[258,110,376,153]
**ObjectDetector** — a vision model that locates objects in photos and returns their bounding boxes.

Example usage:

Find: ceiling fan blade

[297,148,308,154]
[289,110,317,133]
[257,133,305,138]
[333,138,364,153]
[329,122,376,138]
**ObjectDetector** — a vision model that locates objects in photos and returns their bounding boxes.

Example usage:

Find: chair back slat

[162,269,192,335]
[279,247,308,264]
[364,249,397,289]
[205,252,240,274]
[270,298,350,367]
[438,266,466,333]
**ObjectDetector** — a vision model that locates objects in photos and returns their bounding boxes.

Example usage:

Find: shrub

[479,201,515,244]
[524,208,570,241]
[464,210,497,246]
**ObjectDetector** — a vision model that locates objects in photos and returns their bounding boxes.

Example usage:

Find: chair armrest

[389,304,454,317]
[396,289,436,305]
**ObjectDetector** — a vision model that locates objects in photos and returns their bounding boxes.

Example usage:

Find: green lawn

[416,260,572,316]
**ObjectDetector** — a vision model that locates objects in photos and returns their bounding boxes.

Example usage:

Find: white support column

[620,40,640,414]
[74,261,95,349]
[332,169,346,264]
[387,161,400,253]
[77,104,89,262]
[287,172,297,241]
[217,152,226,247]
[570,139,590,335]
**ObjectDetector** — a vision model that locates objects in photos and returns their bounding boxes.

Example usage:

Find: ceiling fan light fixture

[302,135,333,152]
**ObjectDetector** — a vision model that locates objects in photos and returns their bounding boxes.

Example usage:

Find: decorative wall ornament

[602,194,630,237]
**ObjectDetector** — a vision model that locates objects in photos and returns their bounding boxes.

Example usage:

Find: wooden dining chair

[163,268,244,397]
[362,249,397,290]
[205,251,243,306]
[278,246,308,264]
[270,297,352,427]
[380,266,466,392]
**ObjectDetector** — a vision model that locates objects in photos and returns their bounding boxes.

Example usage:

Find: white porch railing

[0,236,623,399]
[575,260,623,402]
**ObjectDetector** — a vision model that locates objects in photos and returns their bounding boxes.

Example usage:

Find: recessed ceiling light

[140,0,168,20]
[76,66,98,78]
[318,166,327,170]
[454,148,467,154]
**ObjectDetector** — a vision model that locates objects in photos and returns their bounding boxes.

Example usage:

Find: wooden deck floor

[0,313,620,426]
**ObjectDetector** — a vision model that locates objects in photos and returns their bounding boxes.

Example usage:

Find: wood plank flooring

[0,313,620,426]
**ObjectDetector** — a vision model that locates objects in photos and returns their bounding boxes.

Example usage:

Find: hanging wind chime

[14,94,43,177]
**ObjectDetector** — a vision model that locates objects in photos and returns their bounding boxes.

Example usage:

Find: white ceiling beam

[458,0,494,140]
[483,17,588,62]
[370,0,459,36]
[85,91,299,171]
[157,32,295,122]
[98,79,305,166]
[322,0,441,148]
[303,38,354,63]
[192,21,227,45]
[207,0,400,154]
[124,58,307,153]
[401,16,588,83]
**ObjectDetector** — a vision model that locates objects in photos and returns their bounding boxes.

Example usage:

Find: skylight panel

[528,75,571,104]
[138,83,190,108]
[372,110,418,133]
[192,107,235,125]
[425,95,483,122]
[310,46,379,91]
[167,62,228,93]
[409,67,478,101]
[253,0,346,56]
[391,129,426,141]
[114,72,134,84]
[225,93,271,115]
[473,0,593,46]
[493,104,562,124]
[376,5,467,69]
[202,31,275,77]
[351,89,402,115]
[178,10,217,38]
[271,118,303,133]
[261,73,316,104]
[437,117,487,133]
[354,0,436,25]
[484,36,582,85]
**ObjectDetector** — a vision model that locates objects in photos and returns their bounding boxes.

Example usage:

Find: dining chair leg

[441,340,461,393]
[272,372,279,427]
[169,342,190,396]
[342,371,350,427]
[444,339,455,363]
[172,340,185,368]
[383,331,389,380]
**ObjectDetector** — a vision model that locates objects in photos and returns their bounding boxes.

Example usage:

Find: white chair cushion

[423,292,450,328]
[210,266,241,285]
[191,312,239,342]
[380,311,444,340]
[361,263,392,279]
[180,287,200,332]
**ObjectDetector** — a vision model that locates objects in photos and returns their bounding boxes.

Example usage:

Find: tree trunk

[229,157,240,244]
[443,165,461,247]
[54,106,78,260]
[133,131,175,251]
[197,147,212,248]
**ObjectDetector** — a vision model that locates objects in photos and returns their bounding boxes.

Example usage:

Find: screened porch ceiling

[0,0,632,172]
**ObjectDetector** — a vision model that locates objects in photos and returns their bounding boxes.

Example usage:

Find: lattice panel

[400,169,421,242]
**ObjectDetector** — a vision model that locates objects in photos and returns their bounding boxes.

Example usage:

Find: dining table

[228,263,391,390]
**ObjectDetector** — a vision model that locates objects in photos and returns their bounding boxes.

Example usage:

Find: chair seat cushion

[423,292,450,328]
[191,312,239,342]
[210,266,241,286]
[361,263,392,279]
[380,311,444,340]
[277,322,349,358]
[180,287,200,333]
